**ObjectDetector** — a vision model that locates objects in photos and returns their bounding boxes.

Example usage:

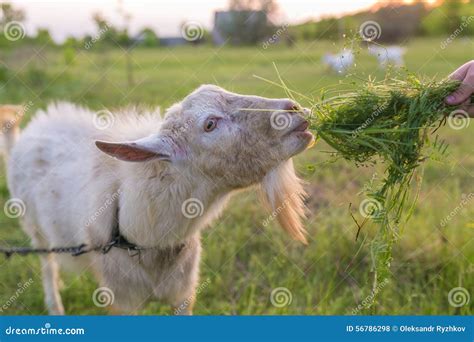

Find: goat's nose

[282,101,311,116]
[282,100,300,113]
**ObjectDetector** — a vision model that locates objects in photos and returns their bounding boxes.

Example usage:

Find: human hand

[445,60,474,118]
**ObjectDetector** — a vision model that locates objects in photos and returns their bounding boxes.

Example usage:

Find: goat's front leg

[172,290,195,315]
[39,254,65,315]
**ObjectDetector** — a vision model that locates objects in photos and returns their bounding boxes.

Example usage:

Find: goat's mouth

[292,120,309,132]
[288,120,313,140]
[287,120,314,153]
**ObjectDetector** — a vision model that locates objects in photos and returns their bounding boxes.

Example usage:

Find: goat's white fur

[7,85,313,315]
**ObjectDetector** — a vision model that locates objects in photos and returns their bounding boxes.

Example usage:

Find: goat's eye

[204,118,218,132]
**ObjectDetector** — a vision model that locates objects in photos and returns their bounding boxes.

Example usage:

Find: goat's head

[96,85,314,243]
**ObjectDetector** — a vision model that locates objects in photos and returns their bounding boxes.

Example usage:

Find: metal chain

[0,238,141,259]
[0,205,185,259]
[0,238,185,259]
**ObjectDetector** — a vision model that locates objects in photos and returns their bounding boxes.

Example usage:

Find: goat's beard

[260,159,308,244]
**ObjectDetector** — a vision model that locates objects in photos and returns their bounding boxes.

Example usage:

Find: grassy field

[0,38,472,315]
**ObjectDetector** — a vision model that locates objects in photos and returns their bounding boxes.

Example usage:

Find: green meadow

[0,38,472,314]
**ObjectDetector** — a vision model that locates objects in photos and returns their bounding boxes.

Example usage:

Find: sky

[4,0,383,42]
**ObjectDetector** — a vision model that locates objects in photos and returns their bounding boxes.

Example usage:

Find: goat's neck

[117,162,230,248]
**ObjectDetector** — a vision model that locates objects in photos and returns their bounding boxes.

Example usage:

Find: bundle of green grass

[259,68,471,306]
[312,76,459,171]
[308,75,466,295]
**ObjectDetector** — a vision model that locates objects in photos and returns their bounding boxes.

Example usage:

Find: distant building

[131,35,193,48]
[159,37,188,46]
[213,10,268,46]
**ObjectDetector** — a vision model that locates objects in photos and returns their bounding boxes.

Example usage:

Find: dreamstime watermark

[181,198,204,219]
[174,278,211,315]
[84,24,109,50]
[4,198,26,218]
[93,109,115,130]
[352,103,387,138]
[181,21,204,42]
[448,287,470,308]
[270,287,292,308]
[0,278,34,313]
[262,23,289,49]
[261,192,299,227]
[359,21,381,42]
[447,109,470,130]
[439,192,473,227]
[92,287,115,307]
[3,21,26,41]
[359,198,383,219]
[5,323,85,336]
[270,111,292,130]
[351,278,389,314]
[440,16,474,50]
[84,189,122,228]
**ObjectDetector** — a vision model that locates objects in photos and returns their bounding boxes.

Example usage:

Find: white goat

[7,85,314,315]
[368,45,406,68]
[322,49,354,74]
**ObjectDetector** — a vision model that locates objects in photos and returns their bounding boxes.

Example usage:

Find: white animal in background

[0,105,23,159]
[7,85,314,315]
[368,45,406,68]
[322,49,354,74]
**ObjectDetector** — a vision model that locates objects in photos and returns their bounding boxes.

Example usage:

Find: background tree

[116,0,134,87]
[369,2,426,42]
[0,2,25,82]
[138,27,159,47]
[63,37,78,65]
[421,0,474,36]
[0,2,25,48]
[91,1,134,88]
[33,28,54,46]
[0,2,25,25]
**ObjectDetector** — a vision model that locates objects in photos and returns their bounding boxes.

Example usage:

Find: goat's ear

[95,135,173,162]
